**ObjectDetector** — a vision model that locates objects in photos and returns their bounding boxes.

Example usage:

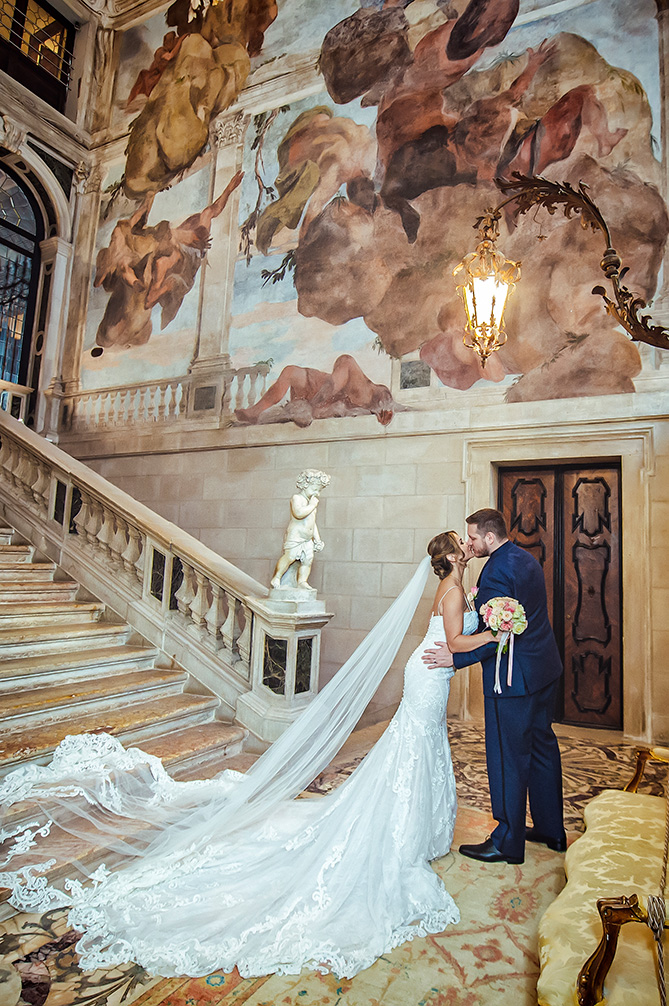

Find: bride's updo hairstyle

[427,531,463,579]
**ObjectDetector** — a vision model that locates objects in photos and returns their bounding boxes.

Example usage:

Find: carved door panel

[561,468,621,727]
[498,470,556,618]
[498,465,622,728]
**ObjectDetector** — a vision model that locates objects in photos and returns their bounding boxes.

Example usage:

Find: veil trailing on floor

[0,558,432,920]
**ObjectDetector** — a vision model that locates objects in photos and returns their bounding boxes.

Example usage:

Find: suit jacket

[452,540,562,697]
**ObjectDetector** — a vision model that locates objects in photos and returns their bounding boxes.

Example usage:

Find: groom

[424,508,565,864]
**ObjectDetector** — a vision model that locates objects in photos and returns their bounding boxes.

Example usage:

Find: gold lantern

[453,209,521,367]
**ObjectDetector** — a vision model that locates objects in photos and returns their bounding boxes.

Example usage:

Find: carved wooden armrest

[624,746,669,793]
[576,895,668,1006]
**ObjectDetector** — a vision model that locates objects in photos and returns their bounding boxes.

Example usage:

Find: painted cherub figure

[271,470,330,589]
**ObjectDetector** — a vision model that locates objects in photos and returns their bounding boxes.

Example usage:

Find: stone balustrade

[67,362,271,433]
[222,363,271,413]
[71,380,187,431]
[0,379,32,422]
[0,410,332,742]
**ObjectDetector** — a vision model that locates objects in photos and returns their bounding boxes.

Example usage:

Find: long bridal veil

[0,557,432,919]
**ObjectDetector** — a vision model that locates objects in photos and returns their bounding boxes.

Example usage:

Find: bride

[0,531,494,979]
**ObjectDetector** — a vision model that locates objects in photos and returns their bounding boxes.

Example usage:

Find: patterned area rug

[0,806,565,1006]
[309,722,667,833]
[1,722,665,1005]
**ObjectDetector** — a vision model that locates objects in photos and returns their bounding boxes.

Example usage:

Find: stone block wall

[77,391,669,741]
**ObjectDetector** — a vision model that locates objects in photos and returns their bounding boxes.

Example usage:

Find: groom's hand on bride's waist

[422,642,454,668]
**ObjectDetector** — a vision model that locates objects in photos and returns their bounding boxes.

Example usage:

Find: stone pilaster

[187,111,248,417]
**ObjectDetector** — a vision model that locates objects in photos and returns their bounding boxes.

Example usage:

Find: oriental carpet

[0,724,660,1006]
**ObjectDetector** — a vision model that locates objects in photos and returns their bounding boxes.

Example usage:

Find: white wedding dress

[0,559,477,980]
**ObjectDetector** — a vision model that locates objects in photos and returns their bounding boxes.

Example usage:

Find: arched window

[0,164,42,408]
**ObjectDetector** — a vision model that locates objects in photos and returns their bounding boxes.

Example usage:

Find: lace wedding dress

[0,559,477,979]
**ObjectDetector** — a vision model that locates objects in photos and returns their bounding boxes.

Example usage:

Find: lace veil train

[0,557,432,910]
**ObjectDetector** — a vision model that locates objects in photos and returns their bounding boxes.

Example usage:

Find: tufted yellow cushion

[537,789,666,1006]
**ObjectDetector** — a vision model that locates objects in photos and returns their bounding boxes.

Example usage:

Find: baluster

[74,490,91,538]
[175,561,196,617]
[84,498,103,544]
[14,451,36,499]
[190,572,210,626]
[121,524,143,578]
[0,436,13,478]
[103,392,113,426]
[141,386,152,423]
[126,388,137,425]
[174,383,183,418]
[221,592,237,652]
[233,374,245,411]
[115,390,128,426]
[247,370,259,407]
[5,442,22,487]
[31,462,51,512]
[95,505,115,555]
[204,582,225,645]
[237,602,252,666]
[110,514,129,565]
[109,390,119,425]
[157,385,168,422]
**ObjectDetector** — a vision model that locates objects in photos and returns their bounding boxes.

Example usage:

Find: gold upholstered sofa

[537,747,669,1006]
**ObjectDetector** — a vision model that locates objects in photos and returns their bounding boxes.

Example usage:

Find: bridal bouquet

[480,596,528,694]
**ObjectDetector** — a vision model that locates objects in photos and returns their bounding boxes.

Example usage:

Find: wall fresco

[82,0,668,418]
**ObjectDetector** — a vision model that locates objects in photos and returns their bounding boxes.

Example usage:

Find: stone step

[0,544,34,562]
[0,562,56,581]
[0,693,220,775]
[0,621,132,658]
[0,722,248,838]
[0,528,17,546]
[0,599,105,628]
[0,581,79,603]
[0,668,190,728]
[141,721,249,778]
[0,644,160,688]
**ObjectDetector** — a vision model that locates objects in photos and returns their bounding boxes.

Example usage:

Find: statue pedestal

[235,591,333,745]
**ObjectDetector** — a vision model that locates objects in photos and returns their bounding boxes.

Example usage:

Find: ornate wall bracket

[495,173,669,352]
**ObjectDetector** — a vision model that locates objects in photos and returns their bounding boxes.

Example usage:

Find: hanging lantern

[453,209,521,367]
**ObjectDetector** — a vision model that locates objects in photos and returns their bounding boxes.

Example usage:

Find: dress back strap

[436,584,461,615]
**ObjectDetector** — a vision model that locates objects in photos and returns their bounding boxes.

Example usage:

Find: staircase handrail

[0,413,332,743]
[0,409,266,601]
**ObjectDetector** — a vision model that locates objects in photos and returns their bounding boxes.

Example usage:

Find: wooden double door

[498,464,622,729]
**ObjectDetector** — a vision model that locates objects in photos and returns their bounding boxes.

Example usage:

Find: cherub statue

[271,469,331,589]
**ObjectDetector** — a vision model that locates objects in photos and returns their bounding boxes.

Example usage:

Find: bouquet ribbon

[493,631,514,695]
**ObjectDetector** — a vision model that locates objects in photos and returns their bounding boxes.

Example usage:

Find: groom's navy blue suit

[453,540,564,859]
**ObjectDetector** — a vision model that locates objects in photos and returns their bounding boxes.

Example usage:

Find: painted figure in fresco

[122,0,277,198]
[94,170,242,349]
[270,469,330,590]
[125,31,184,107]
[255,107,377,254]
[235,354,397,427]
[381,40,627,240]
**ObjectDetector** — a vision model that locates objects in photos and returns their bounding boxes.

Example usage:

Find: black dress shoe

[525,827,567,853]
[458,837,524,864]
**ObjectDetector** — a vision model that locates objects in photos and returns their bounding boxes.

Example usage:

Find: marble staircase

[0,525,248,783]
[0,523,256,918]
